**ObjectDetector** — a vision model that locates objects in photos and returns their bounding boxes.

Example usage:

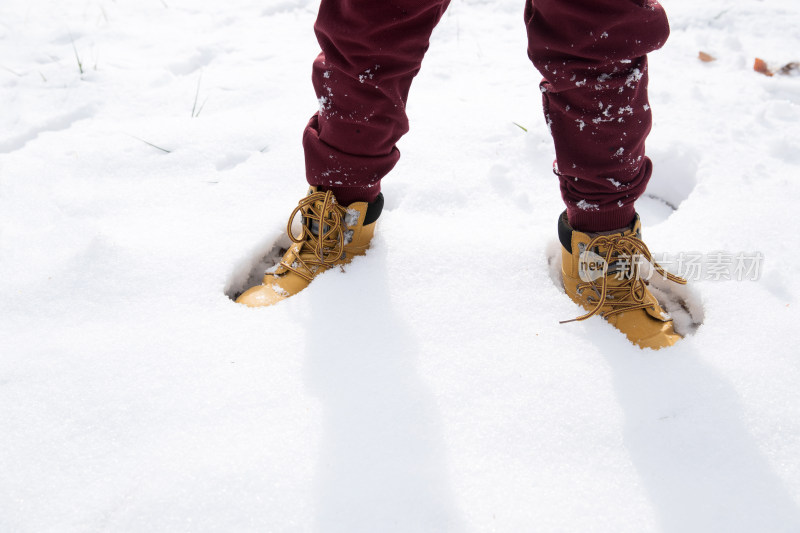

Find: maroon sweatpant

[302,0,670,232]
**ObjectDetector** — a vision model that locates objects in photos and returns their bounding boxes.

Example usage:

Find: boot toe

[614,313,681,350]
[632,330,681,350]
[235,283,292,307]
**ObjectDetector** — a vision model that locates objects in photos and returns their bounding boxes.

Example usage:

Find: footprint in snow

[225,229,291,301]
[640,143,701,225]
[0,105,95,154]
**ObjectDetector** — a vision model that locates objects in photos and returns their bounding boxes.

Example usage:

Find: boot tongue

[298,208,344,262]
[305,206,357,244]
[303,196,342,237]
[583,218,642,280]
[606,258,633,280]
[307,210,359,236]
[303,203,331,237]
[307,218,322,237]
[306,217,343,242]
[578,237,633,281]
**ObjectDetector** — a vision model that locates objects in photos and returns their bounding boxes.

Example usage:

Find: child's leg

[525,0,670,231]
[303,0,452,205]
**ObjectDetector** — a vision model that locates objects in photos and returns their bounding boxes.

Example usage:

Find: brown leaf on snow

[754,57,774,76]
[698,51,716,62]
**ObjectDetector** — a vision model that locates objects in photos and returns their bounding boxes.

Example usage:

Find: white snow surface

[2,0,800,531]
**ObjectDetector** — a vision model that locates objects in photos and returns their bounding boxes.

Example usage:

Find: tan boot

[236,187,382,307]
[558,211,687,349]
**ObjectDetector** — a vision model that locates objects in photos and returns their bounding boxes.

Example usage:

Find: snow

[577,199,601,211]
[1,0,800,531]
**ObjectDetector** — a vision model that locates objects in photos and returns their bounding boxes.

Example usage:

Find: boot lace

[281,190,348,282]
[561,233,687,324]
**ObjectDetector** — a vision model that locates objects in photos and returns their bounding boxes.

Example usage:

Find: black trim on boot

[364,193,384,226]
[558,210,573,253]
[558,210,644,253]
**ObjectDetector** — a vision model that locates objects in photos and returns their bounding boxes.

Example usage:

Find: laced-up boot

[236,187,383,307]
[558,211,686,349]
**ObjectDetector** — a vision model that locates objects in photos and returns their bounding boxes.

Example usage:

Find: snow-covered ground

[2,0,799,531]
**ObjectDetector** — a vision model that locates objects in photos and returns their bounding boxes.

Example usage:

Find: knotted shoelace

[561,233,687,324]
[280,190,348,282]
